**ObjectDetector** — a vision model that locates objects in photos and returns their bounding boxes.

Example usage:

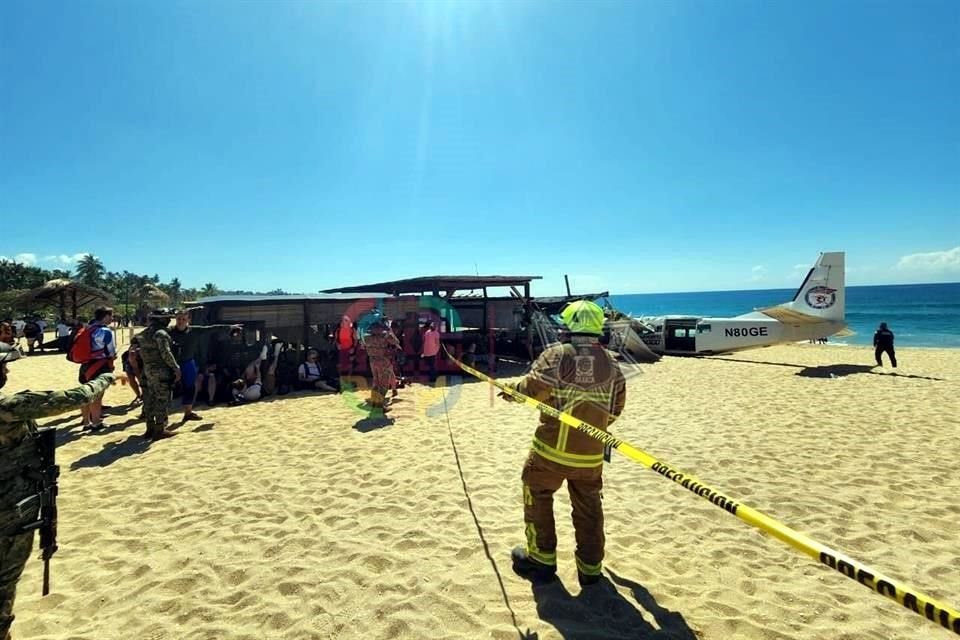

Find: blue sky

[1,0,958,295]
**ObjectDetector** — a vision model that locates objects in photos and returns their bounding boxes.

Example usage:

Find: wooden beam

[302,302,310,347]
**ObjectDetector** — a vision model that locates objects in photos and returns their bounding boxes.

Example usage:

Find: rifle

[18,426,59,596]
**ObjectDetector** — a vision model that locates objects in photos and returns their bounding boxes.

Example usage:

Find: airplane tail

[759,252,845,323]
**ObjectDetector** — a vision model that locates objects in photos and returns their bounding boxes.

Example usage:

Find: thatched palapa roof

[139,283,170,305]
[14,279,113,317]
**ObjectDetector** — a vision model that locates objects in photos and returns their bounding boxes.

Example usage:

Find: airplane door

[664,320,697,352]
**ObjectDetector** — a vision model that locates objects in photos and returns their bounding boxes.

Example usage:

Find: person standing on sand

[0,324,13,347]
[168,310,239,423]
[363,320,400,412]
[135,309,181,441]
[421,321,441,383]
[873,322,897,368]
[502,300,626,587]
[78,306,117,431]
[0,342,116,640]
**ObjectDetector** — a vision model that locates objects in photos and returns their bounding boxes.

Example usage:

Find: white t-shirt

[36,320,46,332]
[56,323,71,337]
[12,320,25,336]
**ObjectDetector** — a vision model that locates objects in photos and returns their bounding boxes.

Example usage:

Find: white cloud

[0,253,38,266]
[1,252,91,267]
[751,265,766,282]
[42,253,89,266]
[895,247,960,274]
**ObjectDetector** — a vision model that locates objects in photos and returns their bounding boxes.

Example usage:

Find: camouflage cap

[0,342,22,364]
[149,307,177,319]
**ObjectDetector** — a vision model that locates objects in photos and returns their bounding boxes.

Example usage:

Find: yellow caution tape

[448,352,960,636]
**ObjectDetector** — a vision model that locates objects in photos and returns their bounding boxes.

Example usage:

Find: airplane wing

[757,306,833,324]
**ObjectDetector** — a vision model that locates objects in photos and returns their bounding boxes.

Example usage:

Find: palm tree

[200,283,219,298]
[74,254,105,287]
[165,278,183,305]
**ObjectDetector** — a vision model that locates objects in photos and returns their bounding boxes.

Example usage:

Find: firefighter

[502,300,626,586]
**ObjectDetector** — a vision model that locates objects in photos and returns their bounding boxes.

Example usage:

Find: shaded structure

[189,276,548,377]
[187,274,659,376]
[14,279,113,319]
[323,275,541,298]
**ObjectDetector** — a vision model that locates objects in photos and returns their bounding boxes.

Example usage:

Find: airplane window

[698,324,712,333]
[672,328,685,337]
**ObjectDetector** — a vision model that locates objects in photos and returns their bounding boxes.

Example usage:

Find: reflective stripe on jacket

[514,337,626,468]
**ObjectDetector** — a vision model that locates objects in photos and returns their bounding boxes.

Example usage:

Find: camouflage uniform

[511,336,626,583]
[135,324,180,440]
[0,346,113,637]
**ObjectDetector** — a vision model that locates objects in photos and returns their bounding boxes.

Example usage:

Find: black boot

[511,546,557,584]
[577,571,601,587]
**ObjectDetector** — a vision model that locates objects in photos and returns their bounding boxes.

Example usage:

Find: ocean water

[608,283,960,348]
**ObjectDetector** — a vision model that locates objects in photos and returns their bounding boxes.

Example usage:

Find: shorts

[181,359,200,405]
[79,359,115,384]
[236,383,262,402]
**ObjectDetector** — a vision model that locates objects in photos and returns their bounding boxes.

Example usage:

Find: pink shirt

[422,329,441,357]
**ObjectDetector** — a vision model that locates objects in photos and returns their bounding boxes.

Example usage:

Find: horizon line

[611,280,960,297]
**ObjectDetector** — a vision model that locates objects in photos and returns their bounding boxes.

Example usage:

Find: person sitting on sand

[209,327,248,404]
[298,348,337,392]
[231,343,281,404]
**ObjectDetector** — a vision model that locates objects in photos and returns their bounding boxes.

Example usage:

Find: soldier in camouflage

[0,342,115,639]
[134,309,181,441]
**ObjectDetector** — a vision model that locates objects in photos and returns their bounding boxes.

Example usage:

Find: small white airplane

[610,252,847,357]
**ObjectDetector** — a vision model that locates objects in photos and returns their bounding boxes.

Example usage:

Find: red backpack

[67,325,96,363]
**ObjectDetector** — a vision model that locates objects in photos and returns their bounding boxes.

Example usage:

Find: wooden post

[564,274,571,297]
[302,302,310,348]
[484,287,495,374]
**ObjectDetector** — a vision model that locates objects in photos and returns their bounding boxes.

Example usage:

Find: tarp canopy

[322,275,541,296]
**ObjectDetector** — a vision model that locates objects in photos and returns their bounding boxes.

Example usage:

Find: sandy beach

[6,343,959,640]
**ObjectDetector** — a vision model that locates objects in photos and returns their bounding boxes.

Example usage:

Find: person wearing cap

[134,308,181,441]
[503,300,627,587]
[0,342,116,639]
[873,322,897,368]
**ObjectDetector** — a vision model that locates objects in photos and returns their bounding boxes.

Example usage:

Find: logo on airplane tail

[805,286,837,309]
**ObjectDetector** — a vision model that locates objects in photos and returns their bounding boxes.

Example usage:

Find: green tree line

[0,255,289,319]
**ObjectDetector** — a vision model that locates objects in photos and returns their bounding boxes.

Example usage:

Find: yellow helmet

[559,300,605,335]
